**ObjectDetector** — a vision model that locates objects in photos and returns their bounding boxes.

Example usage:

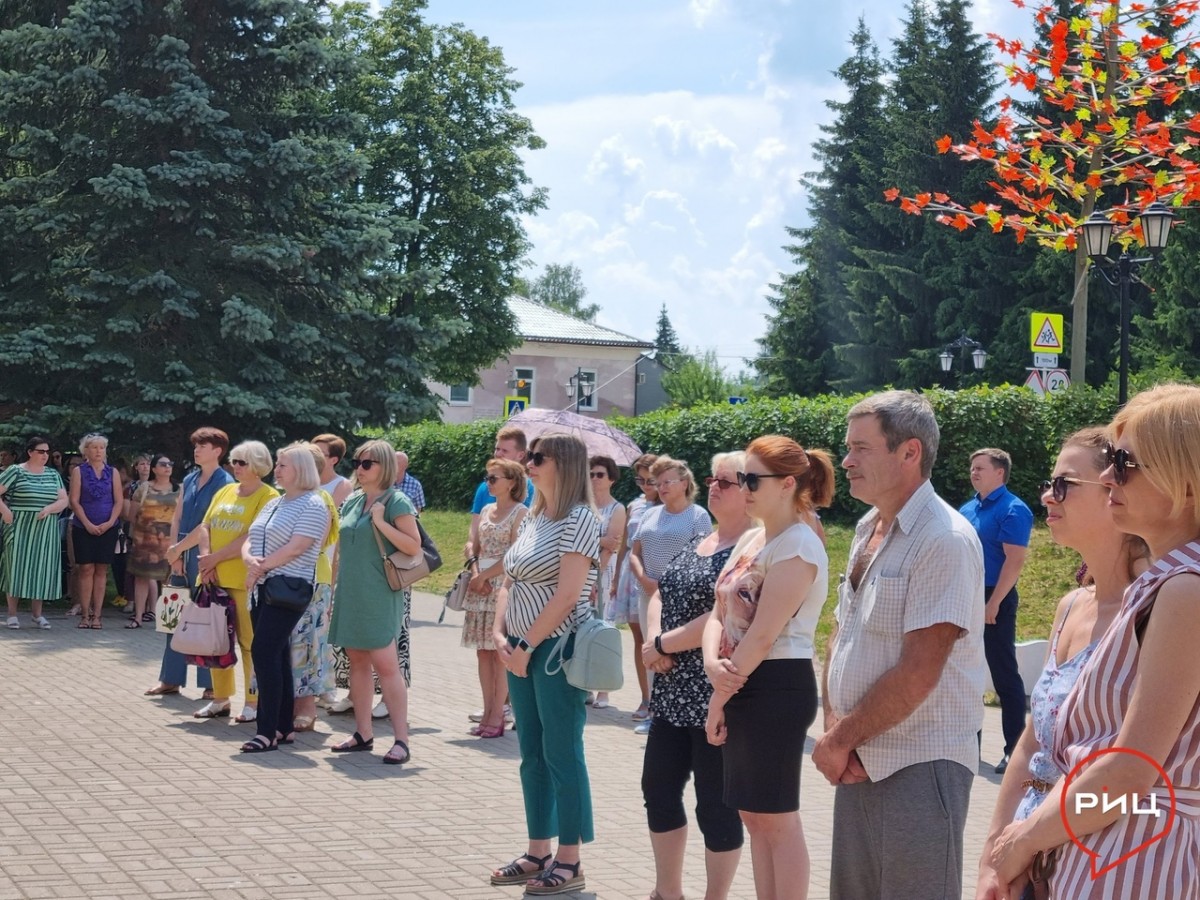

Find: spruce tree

[654,304,683,361]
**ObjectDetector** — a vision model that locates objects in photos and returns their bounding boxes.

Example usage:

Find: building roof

[510,296,654,349]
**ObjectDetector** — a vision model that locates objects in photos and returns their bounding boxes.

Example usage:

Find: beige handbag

[372,520,428,590]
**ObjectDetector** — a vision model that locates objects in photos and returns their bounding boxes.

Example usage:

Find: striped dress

[1050,541,1200,898]
[0,466,64,600]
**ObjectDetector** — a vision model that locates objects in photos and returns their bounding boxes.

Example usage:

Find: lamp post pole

[1117,253,1133,407]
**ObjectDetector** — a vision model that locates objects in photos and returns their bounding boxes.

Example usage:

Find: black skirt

[722,658,817,813]
[71,525,119,565]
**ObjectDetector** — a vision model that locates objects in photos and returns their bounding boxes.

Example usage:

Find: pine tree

[654,304,683,361]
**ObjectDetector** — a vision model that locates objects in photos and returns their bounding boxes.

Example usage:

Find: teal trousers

[507,640,594,845]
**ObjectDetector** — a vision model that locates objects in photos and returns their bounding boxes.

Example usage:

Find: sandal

[77,618,91,629]
[91,617,102,629]
[239,736,277,754]
[276,732,295,745]
[144,684,180,696]
[142,611,156,623]
[490,853,552,886]
[330,731,374,753]
[194,701,231,719]
[382,740,410,765]
[475,724,505,739]
[525,859,585,895]
[293,715,317,732]
[234,707,257,724]
[124,619,141,629]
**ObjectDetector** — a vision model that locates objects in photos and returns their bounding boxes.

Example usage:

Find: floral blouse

[649,535,733,729]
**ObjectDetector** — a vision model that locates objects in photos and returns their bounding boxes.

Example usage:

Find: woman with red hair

[702,434,835,900]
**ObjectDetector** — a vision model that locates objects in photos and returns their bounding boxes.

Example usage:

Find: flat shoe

[593,697,609,709]
[331,731,374,753]
[194,701,231,719]
[144,684,180,696]
[382,739,410,765]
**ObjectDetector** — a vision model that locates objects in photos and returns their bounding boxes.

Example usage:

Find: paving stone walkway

[0,592,1008,899]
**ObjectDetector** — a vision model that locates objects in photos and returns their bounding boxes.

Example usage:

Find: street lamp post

[564,367,594,412]
[939,332,987,377]
[1080,202,1174,406]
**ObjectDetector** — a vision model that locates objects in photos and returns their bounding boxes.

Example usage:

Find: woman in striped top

[489,433,600,896]
[990,384,1200,898]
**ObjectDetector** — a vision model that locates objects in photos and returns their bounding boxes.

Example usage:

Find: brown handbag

[371,519,428,590]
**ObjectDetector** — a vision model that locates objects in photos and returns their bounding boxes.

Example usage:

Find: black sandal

[124,620,141,629]
[490,852,552,886]
[330,731,374,753]
[239,736,277,754]
[382,739,410,765]
[524,859,584,895]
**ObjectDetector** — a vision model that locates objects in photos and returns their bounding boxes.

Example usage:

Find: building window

[575,370,598,411]
[513,368,534,404]
[448,383,472,405]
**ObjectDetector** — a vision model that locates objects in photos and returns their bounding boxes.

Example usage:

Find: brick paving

[0,593,1008,899]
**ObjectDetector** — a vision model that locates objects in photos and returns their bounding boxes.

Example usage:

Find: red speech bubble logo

[1059,747,1176,880]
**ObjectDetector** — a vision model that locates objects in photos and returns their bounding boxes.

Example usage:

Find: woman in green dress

[328,439,420,765]
[0,437,70,629]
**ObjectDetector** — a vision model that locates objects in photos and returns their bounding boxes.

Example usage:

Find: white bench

[983,639,1049,698]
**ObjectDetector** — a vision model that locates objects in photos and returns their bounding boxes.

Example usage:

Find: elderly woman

[0,437,70,629]
[489,433,600,895]
[640,452,755,900]
[989,384,1200,899]
[327,439,419,764]
[68,433,124,629]
[125,454,179,629]
[630,455,712,734]
[167,441,278,720]
[975,428,1148,900]
[611,453,659,718]
[702,435,834,900]
[237,443,330,753]
[462,456,528,737]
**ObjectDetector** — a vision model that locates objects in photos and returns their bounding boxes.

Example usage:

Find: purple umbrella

[504,408,643,466]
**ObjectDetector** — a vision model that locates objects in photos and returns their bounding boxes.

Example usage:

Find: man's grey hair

[847,390,940,480]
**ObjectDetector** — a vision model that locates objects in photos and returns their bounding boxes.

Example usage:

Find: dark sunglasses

[29,448,50,455]
[350,458,378,471]
[229,459,247,467]
[736,471,788,492]
[529,452,552,467]
[1038,475,1104,504]
[704,476,739,491]
[590,471,609,480]
[1104,442,1146,485]
[484,474,511,485]
[157,460,175,467]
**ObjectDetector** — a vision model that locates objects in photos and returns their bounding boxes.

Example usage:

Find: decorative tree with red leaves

[887,0,1200,385]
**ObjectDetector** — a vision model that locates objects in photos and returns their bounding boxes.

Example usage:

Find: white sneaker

[327,696,354,714]
[6,617,18,629]
[32,616,51,630]
[371,700,389,719]
[468,708,485,722]
[316,691,337,709]
[634,718,652,735]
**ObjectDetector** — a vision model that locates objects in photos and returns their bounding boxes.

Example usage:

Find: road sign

[728,396,748,405]
[1030,313,1065,352]
[1023,369,1046,396]
[504,396,527,416]
[1044,369,1071,393]
[1033,352,1059,369]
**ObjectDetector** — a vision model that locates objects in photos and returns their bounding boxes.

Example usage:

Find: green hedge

[379,385,1121,524]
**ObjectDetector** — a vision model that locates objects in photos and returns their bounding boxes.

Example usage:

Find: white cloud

[584,135,645,185]
[688,0,724,28]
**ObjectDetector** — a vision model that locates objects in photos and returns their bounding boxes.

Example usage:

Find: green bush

[382,384,1124,523]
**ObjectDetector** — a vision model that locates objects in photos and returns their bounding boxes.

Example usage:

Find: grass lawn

[420,511,1081,654]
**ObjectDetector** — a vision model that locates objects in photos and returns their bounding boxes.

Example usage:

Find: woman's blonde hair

[649,455,698,502]
[1109,383,1200,526]
[710,450,745,475]
[79,433,108,454]
[529,433,592,521]
[275,442,321,492]
[487,457,528,503]
[351,439,398,490]
[231,440,273,478]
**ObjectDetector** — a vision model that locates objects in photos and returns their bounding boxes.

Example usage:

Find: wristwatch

[654,634,666,655]
[516,637,533,653]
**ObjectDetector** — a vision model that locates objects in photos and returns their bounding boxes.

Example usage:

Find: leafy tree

[0,0,455,449]
[329,1,546,385]
[887,0,1200,387]
[661,350,732,409]
[654,303,685,360]
[528,262,598,321]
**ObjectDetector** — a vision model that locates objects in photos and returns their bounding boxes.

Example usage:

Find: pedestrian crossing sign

[1029,313,1064,353]
[505,396,527,416]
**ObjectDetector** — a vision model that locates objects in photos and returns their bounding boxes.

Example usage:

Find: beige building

[429,297,657,423]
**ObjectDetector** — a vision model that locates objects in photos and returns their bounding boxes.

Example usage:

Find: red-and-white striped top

[1050,541,1200,898]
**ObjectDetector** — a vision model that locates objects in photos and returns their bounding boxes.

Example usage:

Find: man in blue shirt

[959,448,1033,774]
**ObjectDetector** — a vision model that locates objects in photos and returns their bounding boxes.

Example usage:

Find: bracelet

[654,634,665,655]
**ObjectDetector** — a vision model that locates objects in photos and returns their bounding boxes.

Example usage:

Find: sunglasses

[590,471,609,480]
[484,474,511,485]
[1104,442,1146,485]
[350,458,378,471]
[229,459,247,467]
[30,448,50,455]
[1039,475,1104,504]
[736,471,788,492]
[157,460,175,468]
[529,452,552,467]
[704,476,739,491]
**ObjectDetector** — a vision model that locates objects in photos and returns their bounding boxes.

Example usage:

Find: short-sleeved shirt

[958,484,1033,587]
[396,473,426,512]
[826,479,986,781]
[245,491,331,586]
[715,522,828,661]
[503,505,600,640]
[633,504,713,581]
[203,482,279,589]
[180,466,235,537]
[473,479,534,514]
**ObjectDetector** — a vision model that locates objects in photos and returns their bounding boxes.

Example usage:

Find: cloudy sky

[416,0,1031,369]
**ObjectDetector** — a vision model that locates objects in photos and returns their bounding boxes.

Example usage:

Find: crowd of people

[2,382,1199,899]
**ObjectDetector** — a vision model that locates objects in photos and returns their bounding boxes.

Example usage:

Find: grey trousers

[830,759,974,900]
